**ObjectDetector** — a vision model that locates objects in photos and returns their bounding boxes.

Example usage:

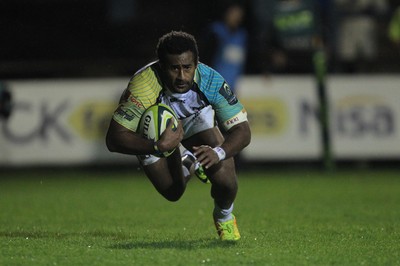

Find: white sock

[180,145,201,172]
[180,145,195,159]
[194,161,201,171]
[213,202,234,223]
[180,145,195,178]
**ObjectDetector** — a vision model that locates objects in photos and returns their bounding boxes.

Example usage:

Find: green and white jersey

[112,61,247,136]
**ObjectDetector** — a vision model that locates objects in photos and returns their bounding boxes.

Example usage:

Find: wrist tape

[213,146,226,161]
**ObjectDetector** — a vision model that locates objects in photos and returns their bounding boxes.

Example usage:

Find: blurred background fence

[1,0,400,169]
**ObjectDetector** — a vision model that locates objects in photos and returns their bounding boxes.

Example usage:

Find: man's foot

[181,154,209,183]
[194,163,209,183]
[214,214,241,241]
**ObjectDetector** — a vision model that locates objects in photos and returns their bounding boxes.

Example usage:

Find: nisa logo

[334,95,395,137]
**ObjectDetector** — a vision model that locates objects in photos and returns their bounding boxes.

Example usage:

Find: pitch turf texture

[1,168,399,265]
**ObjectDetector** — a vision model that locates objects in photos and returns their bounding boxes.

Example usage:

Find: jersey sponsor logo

[219,82,238,105]
[129,95,144,108]
[225,116,239,127]
[116,108,137,121]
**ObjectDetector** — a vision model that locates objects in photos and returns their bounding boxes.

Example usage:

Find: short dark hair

[156,31,199,64]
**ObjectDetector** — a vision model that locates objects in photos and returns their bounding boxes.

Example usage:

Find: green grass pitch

[1,167,400,265]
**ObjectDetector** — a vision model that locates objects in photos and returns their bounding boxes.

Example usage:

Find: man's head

[157,31,199,94]
[224,3,245,31]
[156,31,199,65]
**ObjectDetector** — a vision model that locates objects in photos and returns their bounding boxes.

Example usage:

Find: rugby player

[106,31,251,241]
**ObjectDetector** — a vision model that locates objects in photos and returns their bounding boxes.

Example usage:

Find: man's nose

[177,69,185,79]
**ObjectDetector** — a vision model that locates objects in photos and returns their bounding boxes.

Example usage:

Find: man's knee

[158,184,185,202]
[216,178,238,193]
[211,174,238,195]
[209,159,236,183]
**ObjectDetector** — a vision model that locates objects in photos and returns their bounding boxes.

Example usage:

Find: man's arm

[220,121,251,158]
[106,118,184,155]
[193,121,251,169]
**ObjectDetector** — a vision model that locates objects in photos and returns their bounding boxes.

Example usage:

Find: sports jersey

[112,61,247,136]
[209,21,247,91]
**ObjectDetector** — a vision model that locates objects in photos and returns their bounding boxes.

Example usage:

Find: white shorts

[138,105,215,166]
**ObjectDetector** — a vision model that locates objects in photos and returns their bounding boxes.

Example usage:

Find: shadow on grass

[0,230,238,249]
[0,230,132,241]
[108,238,237,250]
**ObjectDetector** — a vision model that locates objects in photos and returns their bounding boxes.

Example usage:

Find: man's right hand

[156,118,183,153]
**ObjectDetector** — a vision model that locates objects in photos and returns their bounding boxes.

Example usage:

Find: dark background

[1,0,399,79]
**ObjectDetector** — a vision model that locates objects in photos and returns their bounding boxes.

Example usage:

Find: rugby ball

[137,103,178,157]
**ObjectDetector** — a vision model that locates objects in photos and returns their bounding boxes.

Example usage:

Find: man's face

[161,51,197,94]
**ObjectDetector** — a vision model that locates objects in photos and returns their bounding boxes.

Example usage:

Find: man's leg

[183,127,241,240]
[141,148,190,202]
[208,157,240,240]
[182,127,238,207]
[209,158,238,211]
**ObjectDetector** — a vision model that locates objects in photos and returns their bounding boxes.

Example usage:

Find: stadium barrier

[238,75,400,161]
[1,75,399,166]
